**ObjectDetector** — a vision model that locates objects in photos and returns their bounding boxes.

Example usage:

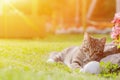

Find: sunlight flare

[1,0,16,5]
[9,4,40,32]
[0,0,41,37]
[4,0,11,4]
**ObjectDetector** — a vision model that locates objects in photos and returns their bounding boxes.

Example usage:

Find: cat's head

[82,32,106,61]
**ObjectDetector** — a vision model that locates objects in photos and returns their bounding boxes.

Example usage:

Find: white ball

[80,61,101,74]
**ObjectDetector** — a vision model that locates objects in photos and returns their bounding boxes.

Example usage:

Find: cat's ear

[84,32,90,40]
[100,37,106,44]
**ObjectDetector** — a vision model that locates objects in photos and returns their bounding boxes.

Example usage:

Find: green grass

[0,34,119,80]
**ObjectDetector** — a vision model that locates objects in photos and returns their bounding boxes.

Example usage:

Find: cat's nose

[94,57,101,61]
[91,56,99,61]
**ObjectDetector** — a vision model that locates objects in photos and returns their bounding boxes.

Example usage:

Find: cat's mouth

[90,53,104,61]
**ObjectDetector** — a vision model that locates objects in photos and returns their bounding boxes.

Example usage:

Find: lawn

[0,34,119,80]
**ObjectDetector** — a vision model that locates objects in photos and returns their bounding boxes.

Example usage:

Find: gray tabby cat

[47,33,106,69]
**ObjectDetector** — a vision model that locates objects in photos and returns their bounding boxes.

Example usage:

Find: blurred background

[0,0,119,38]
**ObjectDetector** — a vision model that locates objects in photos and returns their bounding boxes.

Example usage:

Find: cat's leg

[70,62,82,69]
[47,58,55,63]
[47,52,63,63]
[47,52,58,63]
[47,46,77,64]
[64,47,83,69]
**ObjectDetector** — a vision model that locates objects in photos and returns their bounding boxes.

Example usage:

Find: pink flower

[111,32,117,39]
[111,12,120,40]
[111,12,120,46]
[111,26,120,39]
[112,12,120,23]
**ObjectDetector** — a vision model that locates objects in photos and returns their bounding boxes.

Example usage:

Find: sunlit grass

[0,34,119,80]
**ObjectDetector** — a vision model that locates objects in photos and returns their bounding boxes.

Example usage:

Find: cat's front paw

[47,59,55,63]
[80,68,84,72]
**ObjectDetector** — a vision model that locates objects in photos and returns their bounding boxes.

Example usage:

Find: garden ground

[0,34,119,80]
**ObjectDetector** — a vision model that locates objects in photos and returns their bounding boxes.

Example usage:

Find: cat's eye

[83,48,89,52]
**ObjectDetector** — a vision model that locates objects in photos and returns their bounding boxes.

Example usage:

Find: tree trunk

[87,0,98,19]
[75,0,79,28]
[81,0,87,31]
[116,0,120,12]
[31,0,38,16]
